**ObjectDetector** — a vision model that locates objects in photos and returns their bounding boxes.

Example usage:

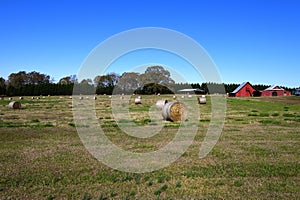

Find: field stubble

[0,95,299,199]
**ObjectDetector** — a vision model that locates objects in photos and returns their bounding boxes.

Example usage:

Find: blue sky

[0,0,299,87]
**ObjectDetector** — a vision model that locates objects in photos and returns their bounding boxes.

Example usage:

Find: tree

[72,78,94,95]
[8,71,27,88]
[59,75,77,85]
[6,71,51,96]
[8,71,50,88]
[27,71,50,84]
[141,66,175,86]
[70,75,78,83]
[141,83,173,94]
[80,78,93,85]
[94,73,120,94]
[0,77,6,95]
[116,72,141,94]
[59,76,71,84]
[94,73,119,88]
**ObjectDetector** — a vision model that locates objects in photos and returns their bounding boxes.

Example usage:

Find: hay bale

[8,97,13,100]
[181,95,185,99]
[173,95,177,100]
[79,96,83,100]
[157,93,160,96]
[120,96,124,100]
[198,96,206,104]
[31,97,35,99]
[156,99,168,110]
[188,95,192,98]
[19,97,23,100]
[93,96,97,100]
[108,95,112,98]
[69,96,72,99]
[36,97,40,100]
[162,102,187,122]
[9,101,21,109]
[138,96,142,99]
[0,97,3,100]
[134,98,142,104]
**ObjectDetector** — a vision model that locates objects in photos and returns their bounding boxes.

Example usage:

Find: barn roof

[231,82,249,94]
[177,88,205,92]
[264,85,284,91]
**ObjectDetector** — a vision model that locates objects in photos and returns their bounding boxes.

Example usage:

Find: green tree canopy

[140,66,175,86]
[116,72,141,94]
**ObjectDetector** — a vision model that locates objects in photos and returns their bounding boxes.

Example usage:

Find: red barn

[229,82,257,97]
[261,85,291,96]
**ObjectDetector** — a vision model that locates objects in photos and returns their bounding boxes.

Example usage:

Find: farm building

[177,88,206,94]
[229,82,258,97]
[260,85,291,96]
[295,88,300,96]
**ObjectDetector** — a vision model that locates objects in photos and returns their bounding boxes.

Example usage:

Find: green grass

[283,113,297,117]
[259,112,270,117]
[248,113,258,116]
[0,121,53,128]
[0,95,299,199]
[259,119,282,125]
[154,184,168,196]
[271,113,280,116]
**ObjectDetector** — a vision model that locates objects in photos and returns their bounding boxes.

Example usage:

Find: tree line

[0,66,297,96]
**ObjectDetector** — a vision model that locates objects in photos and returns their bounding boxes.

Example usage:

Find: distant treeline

[0,67,297,96]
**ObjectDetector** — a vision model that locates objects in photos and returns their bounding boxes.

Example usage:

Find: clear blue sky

[0,0,299,87]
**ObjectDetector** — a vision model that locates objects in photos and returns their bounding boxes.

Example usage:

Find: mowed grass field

[0,95,299,199]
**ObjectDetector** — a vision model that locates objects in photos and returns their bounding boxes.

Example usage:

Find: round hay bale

[134,98,142,104]
[173,95,177,100]
[162,102,188,122]
[69,96,72,99]
[138,96,142,99]
[157,93,160,96]
[93,96,97,100]
[8,97,13,100]
[188,95,192,98]
[198,96,206,104]
[79,96,83,100]
[31,97,35,99]
[0,97,3,100]
[108,95,112,98]
[202,95,206,98]
[9,101,21,109]
[181,95,185,99]
[156,99,168,110]
[120,96,124,100]
[19,97,23,100]
[36,97,40,100]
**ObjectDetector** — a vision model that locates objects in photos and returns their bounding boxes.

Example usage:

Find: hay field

[0,95,299,199]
